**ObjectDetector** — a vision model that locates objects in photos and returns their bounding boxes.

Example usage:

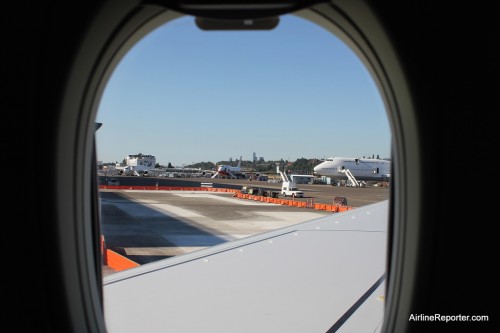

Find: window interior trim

[56,1,420,332]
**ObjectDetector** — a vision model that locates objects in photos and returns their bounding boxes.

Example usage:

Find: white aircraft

[117,165,152,176]
[212,156,245,179]
[313,157,391,186]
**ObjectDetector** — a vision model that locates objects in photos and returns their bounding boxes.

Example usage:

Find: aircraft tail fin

[237,156,242,168]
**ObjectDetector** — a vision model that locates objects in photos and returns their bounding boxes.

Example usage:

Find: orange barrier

[235,195,329,210]
[99,185,239,193]
[101,234,139,271]
[105,249,140,271]
[315,203,326,210]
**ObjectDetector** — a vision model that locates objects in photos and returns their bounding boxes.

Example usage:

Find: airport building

[126,153,155,168]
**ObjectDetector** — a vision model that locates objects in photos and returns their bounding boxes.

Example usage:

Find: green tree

[289,157,315,174]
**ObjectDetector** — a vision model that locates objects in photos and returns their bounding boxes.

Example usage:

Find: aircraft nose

[314,163,326,175]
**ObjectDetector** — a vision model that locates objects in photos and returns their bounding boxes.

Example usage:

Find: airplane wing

[103,200,388,333]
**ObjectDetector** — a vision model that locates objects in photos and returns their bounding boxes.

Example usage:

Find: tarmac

[99,177,390,276]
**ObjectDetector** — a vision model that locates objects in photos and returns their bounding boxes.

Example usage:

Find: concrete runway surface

[100,180,389,275]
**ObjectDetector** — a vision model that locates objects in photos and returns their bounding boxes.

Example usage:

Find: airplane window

[96,13,390,266]
[96,12,391,332]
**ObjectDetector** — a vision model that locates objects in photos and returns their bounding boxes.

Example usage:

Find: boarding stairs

[279,171,291,183]
[339,168,360,187]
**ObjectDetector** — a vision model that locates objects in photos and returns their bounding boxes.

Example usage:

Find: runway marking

[147,203,205,218]
[107,201,205,218]
[173,193,276,205]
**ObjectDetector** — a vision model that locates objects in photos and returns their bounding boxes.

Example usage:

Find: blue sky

[96,15,391,167]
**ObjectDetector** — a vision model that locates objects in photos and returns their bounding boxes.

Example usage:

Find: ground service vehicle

[279,171,304,197]
[281,182,304,198]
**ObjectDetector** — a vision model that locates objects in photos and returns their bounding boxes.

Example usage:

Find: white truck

[279,171,304,198]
